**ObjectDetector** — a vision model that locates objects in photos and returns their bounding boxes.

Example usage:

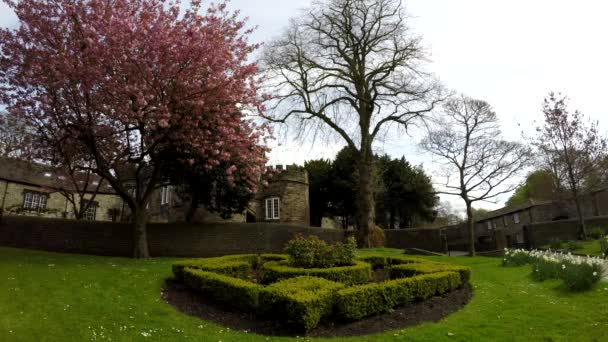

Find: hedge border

[259,276,345,332]
[260,260,372,285]
[336,271,462,321]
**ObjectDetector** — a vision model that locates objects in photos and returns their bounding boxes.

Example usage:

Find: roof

[0,157,116,194]
[475,200,554,222]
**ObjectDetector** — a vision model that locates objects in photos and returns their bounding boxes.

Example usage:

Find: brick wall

[0,215,344,257]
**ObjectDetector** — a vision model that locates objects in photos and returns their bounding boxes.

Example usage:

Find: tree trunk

[573,196,588,240]
[356,148,375,247]
[132,206,150,258]
[465,201,476,257]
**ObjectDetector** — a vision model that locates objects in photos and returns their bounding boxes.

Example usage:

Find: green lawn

[576,240,603,257]
[541,240,603,257]
[1,247,607,341]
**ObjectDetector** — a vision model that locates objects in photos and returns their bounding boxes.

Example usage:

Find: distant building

[0,158,311,226]
[444,191,608,250]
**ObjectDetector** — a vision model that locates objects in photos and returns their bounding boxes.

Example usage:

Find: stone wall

[385,229,445,252]
[525,216,608,248]
[0,215,342,257]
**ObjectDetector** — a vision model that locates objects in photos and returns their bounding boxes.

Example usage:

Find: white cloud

[3,0,607,212]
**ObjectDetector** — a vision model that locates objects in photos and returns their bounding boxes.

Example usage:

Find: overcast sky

[2,0,608,212]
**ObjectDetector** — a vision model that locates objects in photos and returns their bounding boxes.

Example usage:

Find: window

[487,221,492,230]
[503,216,508,227]
[513,213,521,224]
[265,197,280,220]
[23,191,48,210]
[81,200,97,221]
[160,185,171,206]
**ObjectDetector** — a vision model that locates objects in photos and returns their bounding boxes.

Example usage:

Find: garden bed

[162,279,472,337]
[169,253,471,335]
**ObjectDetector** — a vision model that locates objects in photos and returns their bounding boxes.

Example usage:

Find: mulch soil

[161,279,472,338]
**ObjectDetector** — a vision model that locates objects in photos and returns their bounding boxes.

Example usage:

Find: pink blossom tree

[0,0,270,258]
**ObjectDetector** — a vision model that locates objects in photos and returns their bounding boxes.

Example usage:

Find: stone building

[0,157,123,221]
[0,158,311,226]
[152,165,311,226]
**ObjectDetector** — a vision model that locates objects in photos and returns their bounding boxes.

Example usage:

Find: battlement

[266,164,308,184]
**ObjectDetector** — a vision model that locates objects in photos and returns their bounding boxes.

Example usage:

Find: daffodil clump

[503,248,605,291]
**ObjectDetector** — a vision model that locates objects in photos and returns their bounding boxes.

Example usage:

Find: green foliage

[181,268,262,311]
[566,240,583,251]
[548,238,563,250]
[284,234,356,268]
[259,276,345,332]
[506,170,557,207]
[261,260,372,285]
[600,236,608,257]
[335,271,462,321]
[502,249,533,266]
[389,263,471,284]
[375,155,438,229]
[559,261,604,291]
[172,254,256,280]
[305,147,438,229]
[531,258,561,282]
[589,227,605,240]
[304,158,334,227]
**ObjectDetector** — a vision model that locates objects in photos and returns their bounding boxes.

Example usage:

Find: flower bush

[284,234,357,268]
[503,248,605,291]
[502,249,532,266]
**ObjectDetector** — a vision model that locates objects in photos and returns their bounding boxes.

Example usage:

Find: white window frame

[513,213,521,224]
[23,191,47,210]
[82,200,97,221]
[160,185,171,206]
[265,197,280,220]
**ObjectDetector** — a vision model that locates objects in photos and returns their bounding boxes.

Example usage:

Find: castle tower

[251,165,310,226]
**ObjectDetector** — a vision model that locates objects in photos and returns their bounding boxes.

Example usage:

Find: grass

[0,247,607,341]
[541,240,603,257]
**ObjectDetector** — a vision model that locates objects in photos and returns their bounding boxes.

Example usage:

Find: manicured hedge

[172,254,256,280]
[260,260,372,285]
[181,267,262,311]
[389,263,471,284]
[335,271,462,321]
[173,254,289,281]
[259,276,345,332]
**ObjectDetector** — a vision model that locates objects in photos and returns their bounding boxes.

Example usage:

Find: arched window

[265,197,280,220]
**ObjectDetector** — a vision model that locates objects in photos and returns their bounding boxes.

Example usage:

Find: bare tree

[262,0,445,245]
[532,93,607,240]
[421,96,532,256]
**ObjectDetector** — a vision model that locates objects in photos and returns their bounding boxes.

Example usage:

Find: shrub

[259,276,345,332]
[172,255,256,280]
[548,238,563,250]
[589,227,605,240]
[181,268,262,311]
[600,236,608,258]
[261,260,372,285]
[335,271,462,321]
[284,234,356,268]
[531,257,561,281]
[559,260,604,291]
[389,263,471,284]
